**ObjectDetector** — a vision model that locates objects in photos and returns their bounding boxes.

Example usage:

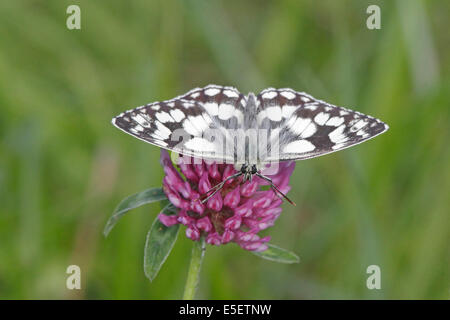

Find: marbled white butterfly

[112,85,389,204]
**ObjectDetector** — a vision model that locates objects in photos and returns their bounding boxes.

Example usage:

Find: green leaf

[103,187,167,236]
[144,204,180,282]
[251,244,300,264]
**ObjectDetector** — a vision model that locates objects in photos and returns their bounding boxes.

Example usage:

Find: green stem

[182,237,206,300]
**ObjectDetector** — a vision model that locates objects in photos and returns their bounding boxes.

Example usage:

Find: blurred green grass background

[0,0,449,299]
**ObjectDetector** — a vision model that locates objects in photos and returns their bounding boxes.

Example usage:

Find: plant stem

[182,237,206,300]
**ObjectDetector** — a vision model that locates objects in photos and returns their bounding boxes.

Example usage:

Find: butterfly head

[240,164,258,182]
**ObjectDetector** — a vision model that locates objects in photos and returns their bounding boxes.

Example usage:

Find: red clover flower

[158,150,295,252]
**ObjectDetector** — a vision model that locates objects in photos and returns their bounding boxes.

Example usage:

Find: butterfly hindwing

[179,85,249,162]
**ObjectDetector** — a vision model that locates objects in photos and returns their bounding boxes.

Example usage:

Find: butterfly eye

[240,165,247,173]
[251,165,257,174]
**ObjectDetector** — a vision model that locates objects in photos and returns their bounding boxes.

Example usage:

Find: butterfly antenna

[255,173,296,206]
[200,172,242,203]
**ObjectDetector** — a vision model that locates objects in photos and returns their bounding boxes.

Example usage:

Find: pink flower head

[158,150,295,252]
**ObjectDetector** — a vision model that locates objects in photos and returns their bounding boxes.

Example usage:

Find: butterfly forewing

[256,88,389,162]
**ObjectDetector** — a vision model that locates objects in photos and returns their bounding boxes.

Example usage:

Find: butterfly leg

[255,173,296,206]
[200,172,242,204]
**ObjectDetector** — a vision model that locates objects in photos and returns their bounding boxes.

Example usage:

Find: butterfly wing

[182,85,254,164]
[256,88,389,162]
[179,84,247,131]
[112,85,246,163]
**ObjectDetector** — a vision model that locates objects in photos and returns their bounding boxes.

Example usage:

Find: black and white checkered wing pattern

[179,84,247,131]
[256,88,389,162]
[112,87,242,162]
[178,84,248,162]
